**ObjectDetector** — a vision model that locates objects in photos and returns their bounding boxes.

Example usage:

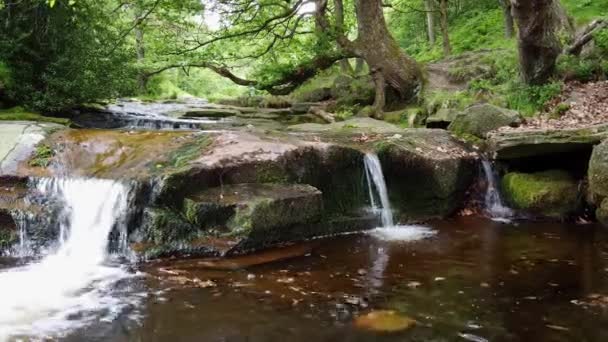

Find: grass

[0,107,70,125]
[562,0,608,25]
[28,144,55,168]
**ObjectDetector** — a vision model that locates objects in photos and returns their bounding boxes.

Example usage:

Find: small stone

[434,277,445,282]
[277,277,295,284]
[357,269,368,276]
[247,274,256,280]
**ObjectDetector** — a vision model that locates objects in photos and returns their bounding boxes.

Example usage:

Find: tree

[0,0,137,111]
[149,0,422,117]
[436,0,451,56]
[510,0,572,84]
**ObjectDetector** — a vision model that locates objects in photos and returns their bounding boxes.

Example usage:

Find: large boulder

[588,141,608,224]
[501,170,579,219]
[377,129,478,220]
[448,104,521,140]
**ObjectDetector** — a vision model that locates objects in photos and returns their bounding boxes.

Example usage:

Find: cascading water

[363,153,436,241]
[481,159,513,221]
[364,154,394,227]
[0,178,142,340]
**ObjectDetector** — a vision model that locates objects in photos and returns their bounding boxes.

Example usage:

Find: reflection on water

[6,217,608,341]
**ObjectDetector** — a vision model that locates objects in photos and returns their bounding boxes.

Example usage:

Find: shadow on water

[61,217,608,342]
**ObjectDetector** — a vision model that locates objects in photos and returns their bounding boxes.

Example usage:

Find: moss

[501,170,579,218]
[28,144,55,168]
[0,107,69,125]
[448,104,521,139]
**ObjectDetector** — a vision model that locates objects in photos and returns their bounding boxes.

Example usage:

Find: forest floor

[498,81,608,131]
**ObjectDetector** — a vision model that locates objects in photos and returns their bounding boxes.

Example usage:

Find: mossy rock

[501,170,579,219]
[448,103,521,139]
[331,75,375,107]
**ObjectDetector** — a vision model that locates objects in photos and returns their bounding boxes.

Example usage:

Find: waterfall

[364,154,394,227]
[481,159,513,221]
[0,178,141,339]
[363,153,436,241]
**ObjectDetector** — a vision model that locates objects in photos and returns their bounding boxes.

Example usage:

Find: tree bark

[425,0,436,44]
[438,0,451,56]
[134,7,147,92]
[352,0,422,110]
[510,0,564,84]
[499,0,514,38]
[334,0,354,74]
[354,58,365,74]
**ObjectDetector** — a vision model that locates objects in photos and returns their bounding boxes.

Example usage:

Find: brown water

[60,217,608,341]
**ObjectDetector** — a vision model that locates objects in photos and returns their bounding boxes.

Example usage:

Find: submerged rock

[288,117,403,134]
[448,104,521,140]
[501,170,579,219]
[354,310,416,333]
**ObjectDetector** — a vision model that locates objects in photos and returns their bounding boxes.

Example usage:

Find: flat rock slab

[288,117,404,134]
[185,183,323,232]
[0,121,64,175]
[487,124,608,159]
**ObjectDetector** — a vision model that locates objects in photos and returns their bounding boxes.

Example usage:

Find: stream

[43,218,608,341]
[1,101,608,341]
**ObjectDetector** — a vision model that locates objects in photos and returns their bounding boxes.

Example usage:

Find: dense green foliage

[0,0,606,118]
[0,1,137,112]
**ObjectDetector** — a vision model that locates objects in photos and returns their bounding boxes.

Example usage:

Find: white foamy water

[370,225,437,241]
[481,159,513,222]
[0,178,141,340]
[363,153,436,241]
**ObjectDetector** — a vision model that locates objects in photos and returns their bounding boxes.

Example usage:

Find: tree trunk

[134,8,147,92]
[438,0,451,56]
[352,0,422,112]
[510,0,564,84]
[334,0,354,74]
[425,0,436,44]
[499,0,514,38]
[354,58,365,74]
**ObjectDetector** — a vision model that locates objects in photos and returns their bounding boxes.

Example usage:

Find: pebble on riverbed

[354,310,416,333]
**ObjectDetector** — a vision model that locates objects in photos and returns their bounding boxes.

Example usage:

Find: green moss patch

[501,170,579,218]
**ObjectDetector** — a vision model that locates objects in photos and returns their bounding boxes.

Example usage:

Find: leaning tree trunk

[334,0,354,74]
[352,0,422,116]
[510,0,570,84]
[134,7,148,92]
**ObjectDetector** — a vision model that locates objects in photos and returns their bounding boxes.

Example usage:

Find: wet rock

[182,108,241,118]
[448,104,521,140]
[0,122,65,175]
[354,310,416,333]
[501,170,579,219]
[136,184,323,258]
[377,129,477,220]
